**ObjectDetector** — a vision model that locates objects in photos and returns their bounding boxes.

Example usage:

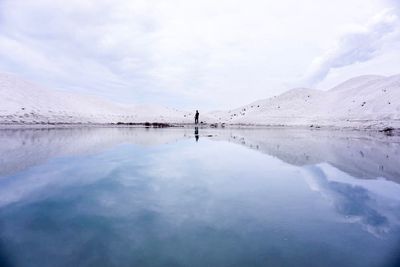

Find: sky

[0,0,399,110]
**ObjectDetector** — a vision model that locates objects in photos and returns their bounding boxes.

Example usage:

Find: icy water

[0,127,399,267]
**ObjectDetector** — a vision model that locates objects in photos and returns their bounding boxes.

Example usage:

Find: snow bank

[210,74,400,129]
[0,73,197,124]
[1,72,399,129]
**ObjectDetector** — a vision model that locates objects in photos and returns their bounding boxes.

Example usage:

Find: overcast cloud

[305,8,400,86]
[0,0,399,109]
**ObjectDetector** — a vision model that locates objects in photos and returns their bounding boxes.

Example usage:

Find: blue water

[0,127,399,267]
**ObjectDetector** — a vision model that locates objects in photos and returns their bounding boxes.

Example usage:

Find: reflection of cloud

[302,165,399,236]
[0,128,399,266]
[2,127,400,211]
[329,181,388,228]
[305,9,399,86]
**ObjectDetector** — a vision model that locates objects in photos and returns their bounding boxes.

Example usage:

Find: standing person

[195,110,199,124]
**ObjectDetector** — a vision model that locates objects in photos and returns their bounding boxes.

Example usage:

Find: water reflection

[194,127,199,142]
[0,127,399,267]
[1,127,399,182]
[210,129,400,183]
[302,165,397,237]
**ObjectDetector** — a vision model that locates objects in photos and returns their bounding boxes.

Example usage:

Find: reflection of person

[194,127,199,142]
[194,110,199,124]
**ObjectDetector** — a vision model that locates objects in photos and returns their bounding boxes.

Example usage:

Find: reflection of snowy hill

[211,129,400,183]
[0,127,400,239]
[0,127,194,177]
[1,127,399,183]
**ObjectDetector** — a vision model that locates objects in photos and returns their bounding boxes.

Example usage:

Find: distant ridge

[0,72,196,124]
[209,74,400,129]
[0,72,399,129]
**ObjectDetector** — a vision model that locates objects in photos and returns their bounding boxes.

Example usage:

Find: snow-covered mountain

[0,72,399,128]
[210,74,400,128]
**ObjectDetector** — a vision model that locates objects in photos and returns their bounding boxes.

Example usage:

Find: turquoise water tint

[0,127,399,267]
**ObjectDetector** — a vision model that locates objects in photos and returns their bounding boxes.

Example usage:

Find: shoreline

[0,122,399,135]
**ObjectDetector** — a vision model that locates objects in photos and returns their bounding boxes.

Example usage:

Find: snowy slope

[1,72,399,128]
[209,74,400,128]
[210,88,324,125]
[0,73,198,124]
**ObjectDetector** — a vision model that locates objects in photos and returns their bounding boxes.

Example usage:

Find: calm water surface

[0,127,399,267]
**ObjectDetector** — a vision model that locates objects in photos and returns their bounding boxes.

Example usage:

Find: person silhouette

[194,110,199,124]
[194,127,199,142]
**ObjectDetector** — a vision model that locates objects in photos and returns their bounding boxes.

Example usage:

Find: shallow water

[0,127,399,267]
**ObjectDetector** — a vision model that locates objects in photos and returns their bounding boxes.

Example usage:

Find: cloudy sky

[0,0,399,110]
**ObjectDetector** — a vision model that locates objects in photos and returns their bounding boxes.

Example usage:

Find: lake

[0,127,399,267]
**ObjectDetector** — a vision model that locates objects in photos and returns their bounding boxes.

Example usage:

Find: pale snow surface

[0,72,199,124]
[210,74,400,128]
[0,72,399,128]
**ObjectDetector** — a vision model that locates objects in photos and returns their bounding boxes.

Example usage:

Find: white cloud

[304,8,399,87]
[0,0,398,109]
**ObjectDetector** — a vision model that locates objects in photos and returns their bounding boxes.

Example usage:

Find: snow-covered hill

[0,72,399,128]
[0,73,197,124]
[210,74,400,129]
